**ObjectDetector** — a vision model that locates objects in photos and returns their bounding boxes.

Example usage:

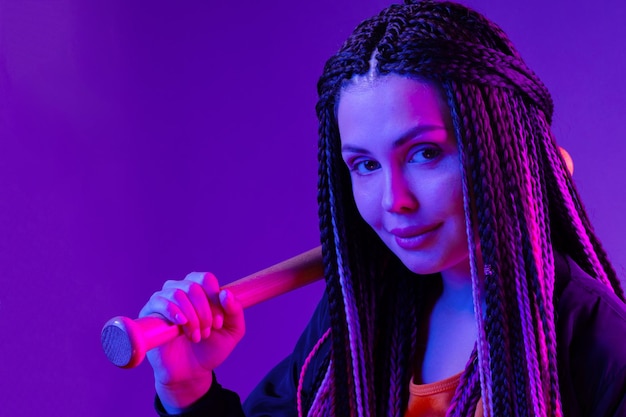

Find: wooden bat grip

[101,246,324,368]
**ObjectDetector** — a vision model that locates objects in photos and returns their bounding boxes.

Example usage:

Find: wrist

[156,374,213,414]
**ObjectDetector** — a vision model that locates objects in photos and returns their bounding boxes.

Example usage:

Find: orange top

[405,372,483,417]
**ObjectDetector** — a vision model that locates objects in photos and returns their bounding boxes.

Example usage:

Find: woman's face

[337,75,470,279]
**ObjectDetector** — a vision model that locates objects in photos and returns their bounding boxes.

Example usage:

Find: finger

[139,294,187,325]
[197,272,225,333]
[172,288,202,343]
[186,281,214,339]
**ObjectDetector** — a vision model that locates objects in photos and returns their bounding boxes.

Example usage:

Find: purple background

[0,1,624,415]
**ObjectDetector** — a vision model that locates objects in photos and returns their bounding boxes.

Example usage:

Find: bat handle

[101,246,324,368]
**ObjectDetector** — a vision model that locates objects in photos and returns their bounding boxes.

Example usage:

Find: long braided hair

[312,1,625,416]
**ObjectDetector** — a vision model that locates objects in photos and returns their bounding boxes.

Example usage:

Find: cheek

[433,171,465,215]
[351,181,381,226]
[445,177,469,241]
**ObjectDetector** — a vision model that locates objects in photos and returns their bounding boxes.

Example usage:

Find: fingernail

[175,313,187,325]
[219,290,228,305]
[201,328,211,339]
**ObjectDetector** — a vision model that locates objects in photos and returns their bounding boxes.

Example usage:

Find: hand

[139,272,245,411]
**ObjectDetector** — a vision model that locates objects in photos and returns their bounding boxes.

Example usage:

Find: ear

[559,147,574,176]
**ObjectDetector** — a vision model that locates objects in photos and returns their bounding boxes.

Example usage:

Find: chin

[391,245,470,278]
[390,248,443,276]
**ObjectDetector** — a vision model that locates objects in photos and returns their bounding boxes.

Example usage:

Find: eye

[350,159,381,175]
[408,145,442,163]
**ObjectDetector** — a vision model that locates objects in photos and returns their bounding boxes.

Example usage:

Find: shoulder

[554,254,626,348]
[554,253,626,416]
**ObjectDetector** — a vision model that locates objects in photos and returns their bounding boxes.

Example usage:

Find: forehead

[337,75,451,145]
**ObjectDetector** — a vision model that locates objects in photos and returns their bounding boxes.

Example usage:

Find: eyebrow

[341,124,447,154]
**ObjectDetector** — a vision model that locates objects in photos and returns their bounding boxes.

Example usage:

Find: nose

[382,168,419,213]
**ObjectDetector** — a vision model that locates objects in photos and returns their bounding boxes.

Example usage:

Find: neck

[417,260,483,384]
[438,257,484,313]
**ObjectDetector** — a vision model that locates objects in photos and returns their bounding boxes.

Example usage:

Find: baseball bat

[101,246,324,368]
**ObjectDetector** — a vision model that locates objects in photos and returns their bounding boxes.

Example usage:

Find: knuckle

[162,279,180,289]
[185,271,206,283]
[149,294,170,310]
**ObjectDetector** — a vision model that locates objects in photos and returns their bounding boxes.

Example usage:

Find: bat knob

[101,316,146,368]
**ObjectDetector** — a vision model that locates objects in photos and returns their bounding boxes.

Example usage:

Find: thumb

[219,290,245,336]
[219,289,243,316]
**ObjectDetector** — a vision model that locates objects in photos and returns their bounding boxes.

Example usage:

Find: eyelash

[348,145,442,175]
[409,146,442,163]
[350,159,381,174]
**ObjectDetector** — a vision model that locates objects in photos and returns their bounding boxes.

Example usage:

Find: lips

[389,223,442,249]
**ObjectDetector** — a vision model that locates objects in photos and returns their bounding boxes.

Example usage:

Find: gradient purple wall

[0,1,624,415]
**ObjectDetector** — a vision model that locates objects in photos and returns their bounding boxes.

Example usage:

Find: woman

[143,1,626,416]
